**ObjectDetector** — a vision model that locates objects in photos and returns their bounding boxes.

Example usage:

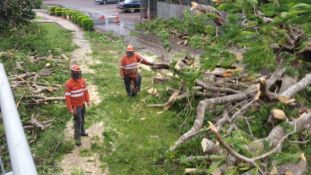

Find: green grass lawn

[84,32,184,175]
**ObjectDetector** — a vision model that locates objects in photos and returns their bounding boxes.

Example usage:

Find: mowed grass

[84,32,183,175]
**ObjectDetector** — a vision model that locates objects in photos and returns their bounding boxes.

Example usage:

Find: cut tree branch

[170,85,258,151]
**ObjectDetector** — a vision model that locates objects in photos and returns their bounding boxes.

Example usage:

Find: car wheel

[103,0,107,4]
[130,8,135,13]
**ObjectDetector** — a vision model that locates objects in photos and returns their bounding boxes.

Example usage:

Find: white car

[95,0,119,5]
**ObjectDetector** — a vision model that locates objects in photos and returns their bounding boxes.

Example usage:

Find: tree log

[196,80,240,94]
[278,73,311,103]
[190,2,225,26]
[29,117,45,130]
[170,85,258,151]
[247,112,311,153]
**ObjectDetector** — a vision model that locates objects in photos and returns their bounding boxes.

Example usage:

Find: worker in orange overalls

[120,45,154,96]
[65,64,90,146]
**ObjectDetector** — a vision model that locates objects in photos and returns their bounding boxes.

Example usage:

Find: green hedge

[49,7,94,31]
[50,7,57,15]
[82,18,94,31]
[55,7,63,16]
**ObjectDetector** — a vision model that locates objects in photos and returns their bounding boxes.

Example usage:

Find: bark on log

[190,2,225,26]
[274,153,307,175]
[170,85,258,151]
[185,168,209,174]
[247,112,311,153]
[196,80,240,94]
[278,73,311,103]
[148,90,184,110]
[29,117,45,130]
[152,63,170,70]
[209,122,265,175]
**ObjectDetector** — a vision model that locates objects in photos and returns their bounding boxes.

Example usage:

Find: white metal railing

[0,63,37,175]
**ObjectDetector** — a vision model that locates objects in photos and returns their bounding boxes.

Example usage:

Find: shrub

[68,11,79,19]
[0,0,35,30]
[62,9,70,17]
[72,13,83,23]
[81,18,94,31]
[33,0,42,9]
[47,7,93,31]
[49,6,58,15]
[77,15,87,26]
[55,8,63,16]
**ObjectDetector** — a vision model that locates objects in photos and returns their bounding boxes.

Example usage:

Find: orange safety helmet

[126,45,135,52]
[70,64,81,72]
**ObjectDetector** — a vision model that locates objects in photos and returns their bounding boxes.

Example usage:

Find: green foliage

[50,6,58,15]
[183,10,213,35]
[49,7,94,31]
[273,3,311,25]
[271,152,301,165]
[81,18,94,31]
[224,130,253,156]
[244,36,276,72]
[158,29,170,49]
[33,0,42,9]
[55,8,63,16]
[0,0,36,30]
[62,9,70,17]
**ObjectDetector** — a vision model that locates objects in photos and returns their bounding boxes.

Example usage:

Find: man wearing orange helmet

[64,64,90,146]
[120,45,154,96]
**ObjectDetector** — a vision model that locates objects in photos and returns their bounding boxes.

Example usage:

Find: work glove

[69,109,74,115]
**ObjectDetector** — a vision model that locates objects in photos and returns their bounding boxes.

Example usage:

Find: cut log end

[271,109,287,120]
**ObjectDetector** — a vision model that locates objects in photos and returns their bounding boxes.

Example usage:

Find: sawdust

[36,12,106,175]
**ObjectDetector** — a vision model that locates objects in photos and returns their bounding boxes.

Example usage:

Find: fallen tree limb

[208,122,265,175]
[247,112,311,154]
[185,168,209,174]
[26,95,64,101]
[229,95,258,124]
[274,153,307,175]
[170,85,258,151]
[190,2,225,26]
[196,80,240,94]
[184,155,211,162]
[152,63,170,70]
[29,117,45,130]
[148,90,184,110]
[278,73,311,103]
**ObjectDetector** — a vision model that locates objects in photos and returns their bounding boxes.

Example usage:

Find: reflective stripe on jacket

[64,78,90,111]
[120,53,152,78]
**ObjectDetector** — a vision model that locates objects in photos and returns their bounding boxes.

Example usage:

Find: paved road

[43,0,196,58]
[44,0,141,35]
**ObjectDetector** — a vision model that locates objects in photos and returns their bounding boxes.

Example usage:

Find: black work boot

[81,132,88,137]
[75,139,81,146]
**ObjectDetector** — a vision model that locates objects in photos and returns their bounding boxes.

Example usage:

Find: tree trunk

[279,73,311,102]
